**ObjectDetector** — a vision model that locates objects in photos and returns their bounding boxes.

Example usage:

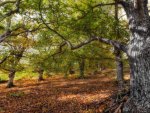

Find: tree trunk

[123,49,150,113]
[78,58,85,78]
[7,70,16,88]
[38,69,44,81]
[6,48,24,88]
[114,47,124,90]
[114,0,124,90]
[121,1,150,112]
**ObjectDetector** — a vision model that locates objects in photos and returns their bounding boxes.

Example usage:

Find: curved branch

[38,0,127,53]
[38,0,73,48]
[93,1,128,8]
[93,1,130,18]
[93,2,116,8]
[93,36,127,52]
[54,36,127,53]
[71,36,127,53]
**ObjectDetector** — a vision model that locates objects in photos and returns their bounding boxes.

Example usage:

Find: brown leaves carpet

[0,71,118,113]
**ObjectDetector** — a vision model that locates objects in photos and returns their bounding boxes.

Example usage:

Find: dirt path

[0,71,118,113]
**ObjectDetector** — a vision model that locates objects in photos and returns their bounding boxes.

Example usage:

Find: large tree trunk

[123,31,150,112]
[123,53,150,113]
[7,70,16,88]
[121,0,150,112]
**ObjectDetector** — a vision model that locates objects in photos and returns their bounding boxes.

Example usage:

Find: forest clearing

[0,70,129,113]
[1,0,150,112]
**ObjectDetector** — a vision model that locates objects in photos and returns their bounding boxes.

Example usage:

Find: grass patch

[0,71,8,82]
[8,91,25,98]
[0,107,5,112]
[0,70,39,82]
[15,70,38,80]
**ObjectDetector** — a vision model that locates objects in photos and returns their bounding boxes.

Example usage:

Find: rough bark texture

[114,48,124,90]
[114,0,124,90]
[121,0,150,112]
[7,70,16,88]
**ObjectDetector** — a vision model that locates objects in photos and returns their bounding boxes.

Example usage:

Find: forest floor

[0,69,129,113]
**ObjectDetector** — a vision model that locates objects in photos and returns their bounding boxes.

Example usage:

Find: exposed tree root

[103,89,129,113]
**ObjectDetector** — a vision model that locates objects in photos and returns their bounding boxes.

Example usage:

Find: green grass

[0,71,8,82]
[0,70,38,81]
[8,91,25,98]
[0,107,5,112]
[15,70,38,80]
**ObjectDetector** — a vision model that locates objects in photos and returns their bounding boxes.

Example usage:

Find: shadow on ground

[0,70,126,113]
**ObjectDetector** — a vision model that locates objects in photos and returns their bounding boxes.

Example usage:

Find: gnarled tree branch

[70,36,127,52]
[53,36,127,54]
[93,1,130,18]
[38,0,127,55]
[38,0,73,48]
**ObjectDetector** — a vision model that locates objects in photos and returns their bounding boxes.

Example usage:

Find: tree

[0,36,27,88]
[0,0,21,42]
[1,0,148,112]
[28,31,54,81]
[119,0,150,112]
[114,0,124,90]
[0,16,31,87]
[93,0,150,112]
[38,0,150,112]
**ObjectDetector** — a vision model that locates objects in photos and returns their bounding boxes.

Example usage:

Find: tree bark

[6,48,25,88]
[7,70,16,88]
[114,0,124,90]
[114,47,124,90]
[123,53,150,113]
[120,0,150,112]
